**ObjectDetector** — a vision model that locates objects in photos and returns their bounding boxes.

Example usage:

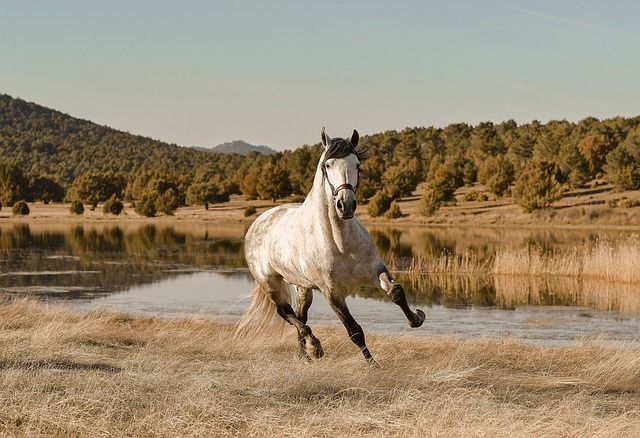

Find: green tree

[512,160,563,212]
[186,180,230,209]
[578,132,617,177]
[70,171,126,208]
[0,161,28,206]
[134,193,157,217]
[256,162,291,202]
[381,158,421,199]
[30,176,65,203]
[419,187,441,216]
[557,141,590,188]
[604,146,640,190]
[429,157,465,203]
[155,188,180,215]
[477,156,515,197]
[240,164,262,197]
[186,167,230,209]
[469,122,506,162]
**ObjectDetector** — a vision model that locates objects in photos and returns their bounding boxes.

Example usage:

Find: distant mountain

[194,140,276,156]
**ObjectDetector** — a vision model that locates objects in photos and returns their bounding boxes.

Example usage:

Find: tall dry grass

[493,236,640,283]
[396,236,640,284]
[1,299,640,437]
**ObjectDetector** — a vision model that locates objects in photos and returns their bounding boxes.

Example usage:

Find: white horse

[236,128,425,365]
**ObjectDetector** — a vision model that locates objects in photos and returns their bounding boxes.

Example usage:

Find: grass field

[1,299,639,437]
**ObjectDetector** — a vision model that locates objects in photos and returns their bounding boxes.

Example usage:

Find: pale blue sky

[1,1,639,150]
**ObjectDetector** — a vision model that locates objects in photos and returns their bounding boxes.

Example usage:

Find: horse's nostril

[337,200,344,211]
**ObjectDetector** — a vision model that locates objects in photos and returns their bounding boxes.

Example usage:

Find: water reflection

[1,223,639,316]
[0,223,247,300]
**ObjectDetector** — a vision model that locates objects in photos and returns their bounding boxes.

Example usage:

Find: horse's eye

[325,163,331,169]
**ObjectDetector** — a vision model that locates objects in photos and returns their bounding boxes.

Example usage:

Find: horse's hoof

[367,358,381,368]
[310,337,324,359]
[409,309,425,328]
[297,350,311,363]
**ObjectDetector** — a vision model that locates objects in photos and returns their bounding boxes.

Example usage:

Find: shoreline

[3,201,640,232]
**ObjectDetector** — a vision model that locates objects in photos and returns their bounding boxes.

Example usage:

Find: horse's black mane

[323,137,368,162]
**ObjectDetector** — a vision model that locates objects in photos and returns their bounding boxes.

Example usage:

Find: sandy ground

[0,299,639,437]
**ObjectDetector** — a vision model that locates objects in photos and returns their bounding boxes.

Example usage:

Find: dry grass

[389,251,489,276]
[1,299,640,437]
[494,237,640,284]
[395,236,640,284]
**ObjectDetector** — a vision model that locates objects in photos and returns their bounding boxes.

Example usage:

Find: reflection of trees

[369,229,412,260]
[3,224,640,314]
[0,224,248,301]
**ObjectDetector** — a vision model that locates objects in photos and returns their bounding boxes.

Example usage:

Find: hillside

[194,140,276,156]
[2,93,640,223]
[0,94,238,185]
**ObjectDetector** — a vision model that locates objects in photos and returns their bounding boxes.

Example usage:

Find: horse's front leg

[377,266,425,328]
[294,286,321,360]
[327,292,379,367]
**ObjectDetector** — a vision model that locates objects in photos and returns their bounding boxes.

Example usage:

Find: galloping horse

[236,128,425,365]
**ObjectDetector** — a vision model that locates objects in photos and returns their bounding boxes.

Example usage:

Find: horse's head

[320,127,365,220]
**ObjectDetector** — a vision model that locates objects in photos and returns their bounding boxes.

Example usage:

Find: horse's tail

[234,282,289,340]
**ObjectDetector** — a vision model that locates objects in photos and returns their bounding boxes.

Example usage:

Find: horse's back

[244,203,304,278]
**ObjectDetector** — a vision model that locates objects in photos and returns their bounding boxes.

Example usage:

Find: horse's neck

[303,168,356,253]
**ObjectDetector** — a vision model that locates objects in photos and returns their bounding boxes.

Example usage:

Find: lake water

[1,222,640,346]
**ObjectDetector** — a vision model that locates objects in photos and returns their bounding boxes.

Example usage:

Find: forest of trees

[1,93,640,217]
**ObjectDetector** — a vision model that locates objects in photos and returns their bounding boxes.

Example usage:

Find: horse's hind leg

[264,277,323,359]
[327,293,378,367]
[294,287,316,359]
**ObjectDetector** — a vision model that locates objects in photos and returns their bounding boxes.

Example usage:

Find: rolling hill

[0,94,253,185]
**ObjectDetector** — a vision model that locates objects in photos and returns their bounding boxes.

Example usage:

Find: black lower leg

[328,295,376,364]
[277,303,323,359]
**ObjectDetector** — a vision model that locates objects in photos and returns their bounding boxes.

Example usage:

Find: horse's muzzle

[336,198,356,219]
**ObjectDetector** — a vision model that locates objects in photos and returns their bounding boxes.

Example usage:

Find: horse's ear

[351,129,359,147]
[321,127,331,149]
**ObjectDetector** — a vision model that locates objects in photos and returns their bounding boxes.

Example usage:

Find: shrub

[134,194,157,217]
[619,198,640,209]
[384,201,402,219]
[12,200,30,216]
[419,187,441,216]
[156,188,180,215]
[69,200,84,215]
[512,160,563,213]
[103,195,124,215]
[478,156,515,197]
[367,191,392,217]
[244,206,257,217]
[463,191,479,202]
[478,193,489,202]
